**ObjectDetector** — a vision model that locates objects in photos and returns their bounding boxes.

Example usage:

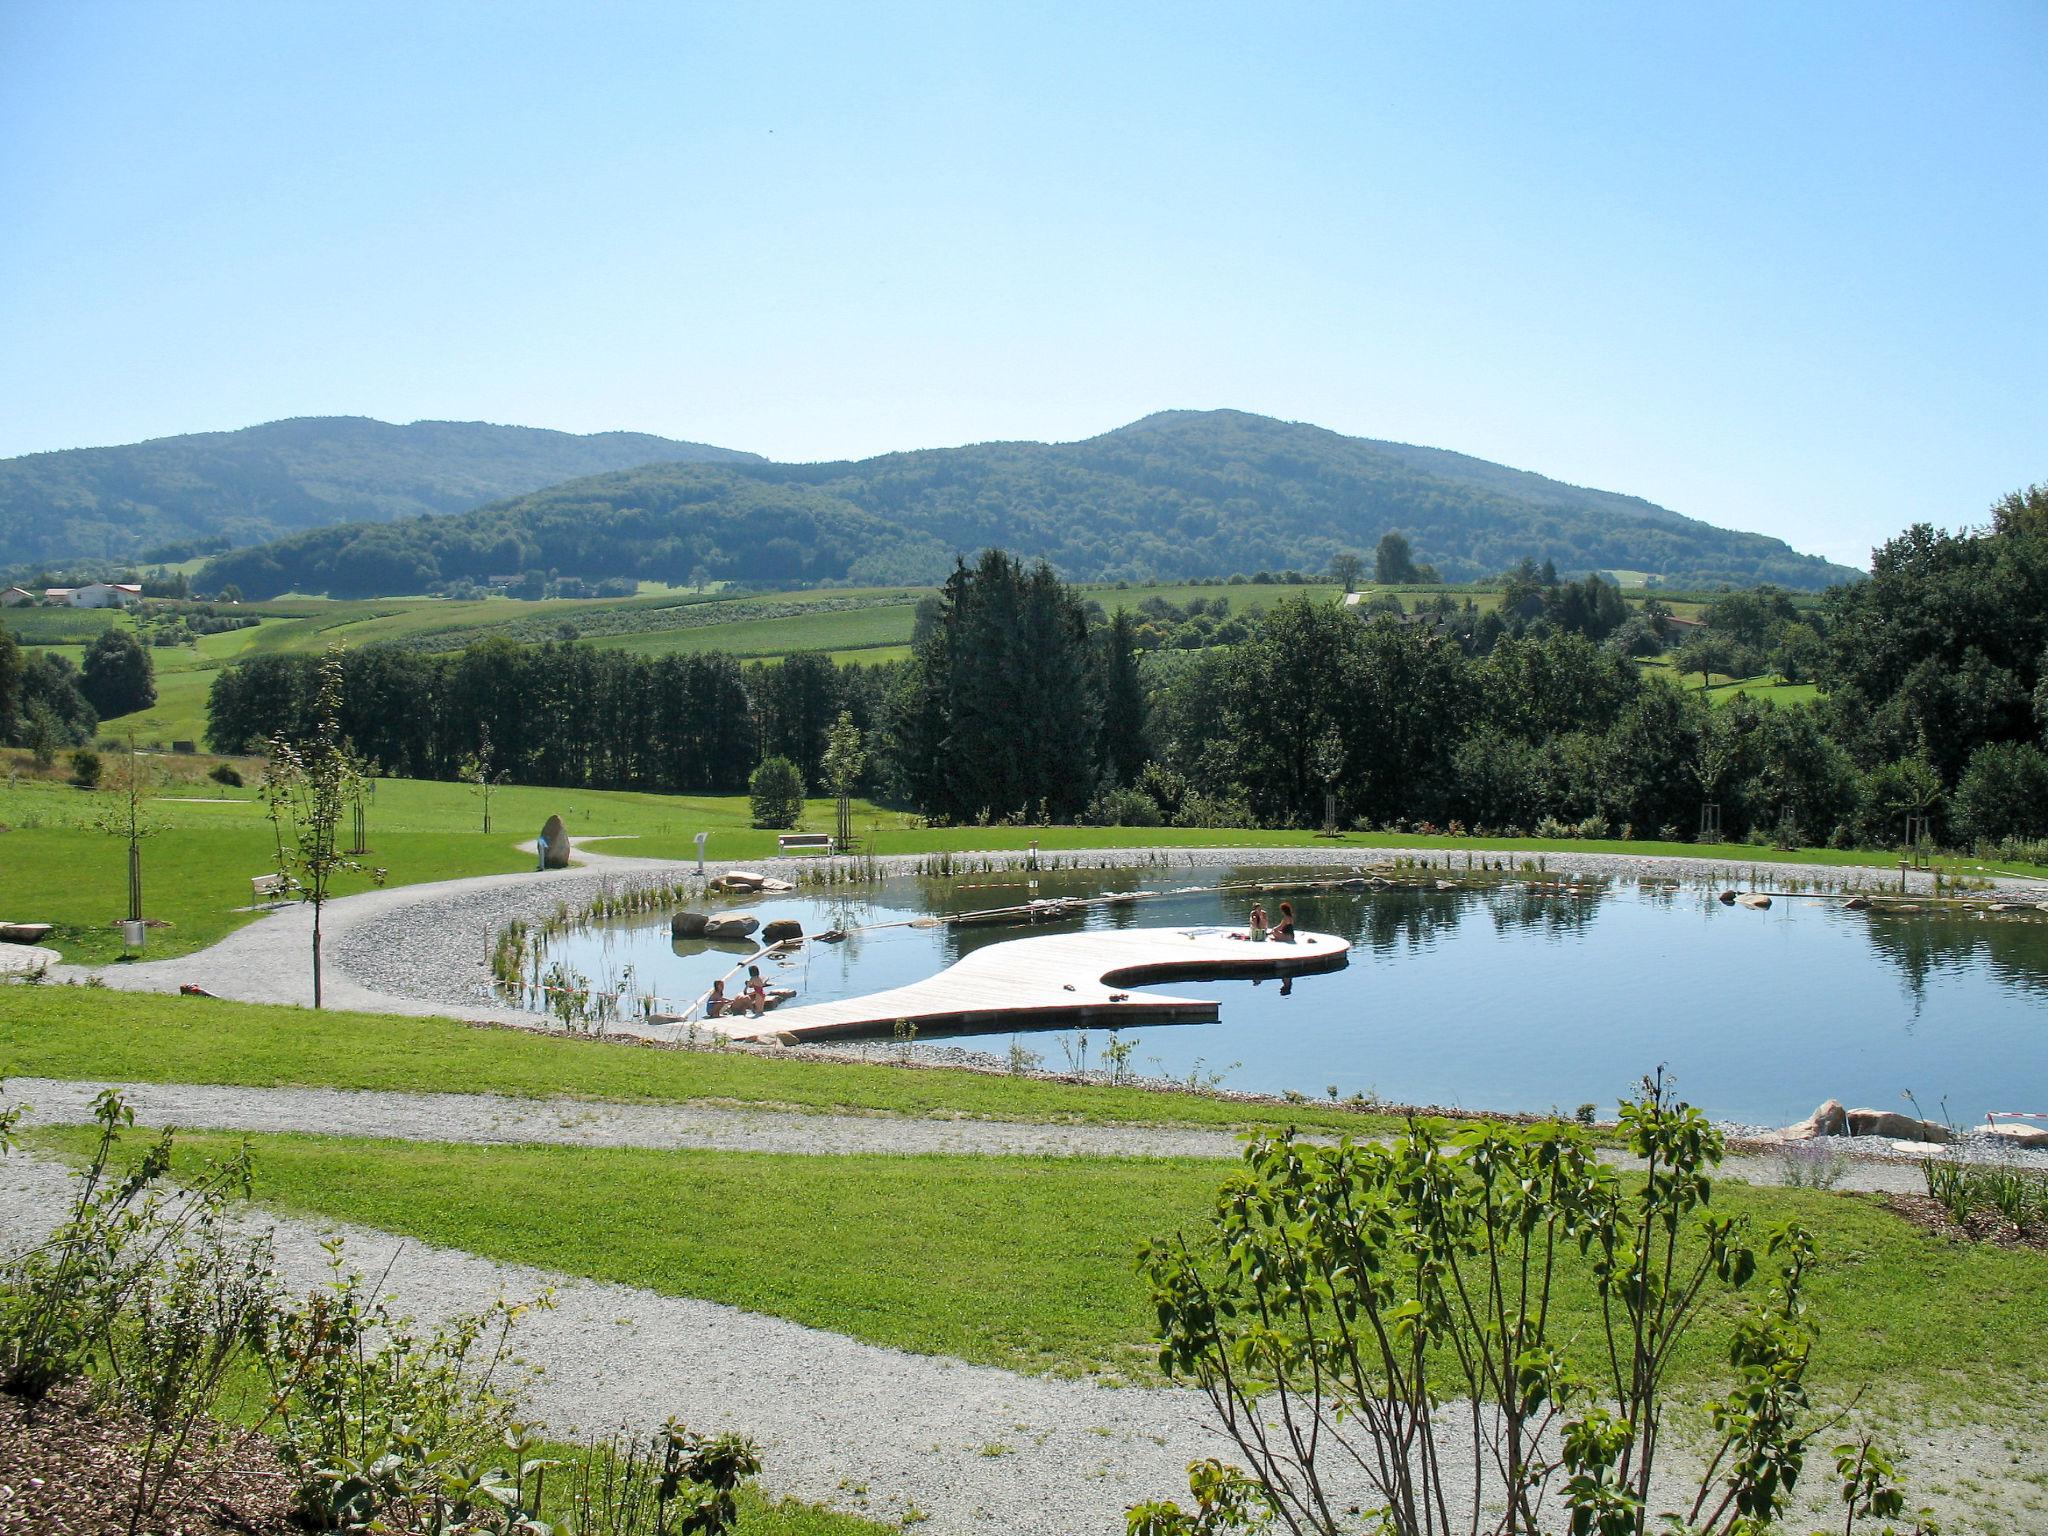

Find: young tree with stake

[261,649,380,1008]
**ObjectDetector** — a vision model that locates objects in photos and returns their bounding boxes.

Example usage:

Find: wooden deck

[702,925,1350,1043]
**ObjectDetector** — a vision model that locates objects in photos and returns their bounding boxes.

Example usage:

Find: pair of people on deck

[706,965,771,1019]
[1240,900,1295,943]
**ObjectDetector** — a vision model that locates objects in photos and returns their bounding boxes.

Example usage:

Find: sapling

[260,649,381,1008]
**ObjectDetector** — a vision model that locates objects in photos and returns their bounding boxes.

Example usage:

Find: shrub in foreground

[1133,1072,1939,1535]
[0,1091,763,1535]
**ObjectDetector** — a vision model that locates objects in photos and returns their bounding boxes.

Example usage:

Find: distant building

[0,585,35,607]
[65,582,143,609]
[43,587,75,604]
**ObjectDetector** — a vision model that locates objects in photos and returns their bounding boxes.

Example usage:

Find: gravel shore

[10,1076,2015,1189]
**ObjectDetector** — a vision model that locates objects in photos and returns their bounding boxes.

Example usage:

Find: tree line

[0,625,156,761]
[201,487,2048,852]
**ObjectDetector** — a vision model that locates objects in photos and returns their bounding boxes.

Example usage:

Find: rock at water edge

[539,814,571,869]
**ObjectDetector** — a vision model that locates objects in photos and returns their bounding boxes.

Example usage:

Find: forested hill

[0,416,761,569]
[197,409,1861,598]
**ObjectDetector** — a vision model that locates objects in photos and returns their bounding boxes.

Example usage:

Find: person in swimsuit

[1248,901,1269,941]
[1270,901,1297,942]
[704,978,729,1018]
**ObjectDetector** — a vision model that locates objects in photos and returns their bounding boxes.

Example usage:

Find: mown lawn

[8,765,2040,964]
[28,1126,2048,1412]
[0,988,1406,1134]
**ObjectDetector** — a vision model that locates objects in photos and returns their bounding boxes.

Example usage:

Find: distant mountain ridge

[0,416,761,569]
[196,408,1861,598]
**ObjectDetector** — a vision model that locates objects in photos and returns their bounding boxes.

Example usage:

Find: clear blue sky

[2,2,2041,568]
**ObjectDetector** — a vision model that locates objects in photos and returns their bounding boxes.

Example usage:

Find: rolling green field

[29,1124,2048,1410]
[6,763,2038,966]
[6,578,1779,750]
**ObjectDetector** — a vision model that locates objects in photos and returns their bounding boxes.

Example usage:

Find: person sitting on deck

[1248,901,1269,941]
[1269,901,1297,943]
[742,964,771,1014]
[704,978,730,1018]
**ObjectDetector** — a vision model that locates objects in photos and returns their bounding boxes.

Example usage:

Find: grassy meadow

[6,756,2041,967]
[0,986,1406,1135]
[26,1123,2048,1414]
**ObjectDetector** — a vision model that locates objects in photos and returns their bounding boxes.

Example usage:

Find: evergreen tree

[1098,608,1147,787]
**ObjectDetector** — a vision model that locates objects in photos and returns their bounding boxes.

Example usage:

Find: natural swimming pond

[526,865,2048,1128]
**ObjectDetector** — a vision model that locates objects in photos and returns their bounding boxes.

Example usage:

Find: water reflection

[532,866,2048,1126]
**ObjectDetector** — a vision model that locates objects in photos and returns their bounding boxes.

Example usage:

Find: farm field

[6,576,1796,751]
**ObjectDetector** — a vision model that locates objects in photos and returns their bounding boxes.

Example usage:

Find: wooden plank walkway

[704,925,1350,1043]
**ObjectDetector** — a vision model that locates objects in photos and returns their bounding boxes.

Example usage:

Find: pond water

[528,866,2048,1128]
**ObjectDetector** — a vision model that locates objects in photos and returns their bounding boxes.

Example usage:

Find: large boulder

[761,918,803,945]
[671,910,710,939]
[1738,893,1772,909]
[712,870,767,893]
[538,814,571,869]
[1983,1121,2048,1150]
[1768,1099,1847,1141]
[703,912,759,940]
[1845,1107,1951,1142]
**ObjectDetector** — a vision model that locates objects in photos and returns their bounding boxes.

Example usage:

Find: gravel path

[1,1151,2026,1534]
[5,1077,1976,1191]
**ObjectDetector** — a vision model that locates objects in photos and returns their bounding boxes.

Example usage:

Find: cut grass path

[21,1126,2048,1415]
[0,989,1408,1136]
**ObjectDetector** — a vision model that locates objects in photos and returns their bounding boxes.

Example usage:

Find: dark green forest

[0,416,759,569]
[199,487,2048,852]
[195,410,1857,599]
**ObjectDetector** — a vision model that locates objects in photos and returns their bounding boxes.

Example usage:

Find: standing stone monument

[538,814,571,869]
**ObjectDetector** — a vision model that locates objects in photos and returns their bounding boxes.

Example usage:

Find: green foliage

[260,648,380,1005]
[900,551,1100,822]
[192,410,1855,599]
[208,759,243,788]
[1136,1072,1927,1535]
[67,745,100,788]
[1822,484,2047,783]
[748,755,807,829]
[1951,740,2048,845]
[0,1091,257,1402]
[80,626,156,718]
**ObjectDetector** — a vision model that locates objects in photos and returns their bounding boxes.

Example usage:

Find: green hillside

[0,415,760,569]
[196,409,1861,598]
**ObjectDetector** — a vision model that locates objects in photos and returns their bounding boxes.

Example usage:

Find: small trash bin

[121,919,147,949]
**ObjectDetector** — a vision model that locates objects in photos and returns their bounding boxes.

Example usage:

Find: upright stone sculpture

[539,814,571,869]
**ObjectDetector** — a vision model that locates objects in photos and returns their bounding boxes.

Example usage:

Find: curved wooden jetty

[710,925,1350,1043]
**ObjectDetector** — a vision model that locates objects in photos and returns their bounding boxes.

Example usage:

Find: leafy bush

[208,760,243,789]
[747,754,806,829]
[67,747,101,789]
[1135,1073,1934,1535]
[1087,784,1162,827]
[1954,740,2048,845]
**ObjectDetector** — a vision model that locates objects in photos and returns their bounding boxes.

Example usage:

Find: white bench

[250,873,295,901]
[776,833,835,854]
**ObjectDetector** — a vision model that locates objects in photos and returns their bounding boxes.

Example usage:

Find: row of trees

[199,488,2048,851]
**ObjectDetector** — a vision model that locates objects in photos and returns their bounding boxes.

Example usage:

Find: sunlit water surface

[533,867,2048,1127]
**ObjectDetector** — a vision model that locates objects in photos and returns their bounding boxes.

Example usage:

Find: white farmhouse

[67,582,143,608]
